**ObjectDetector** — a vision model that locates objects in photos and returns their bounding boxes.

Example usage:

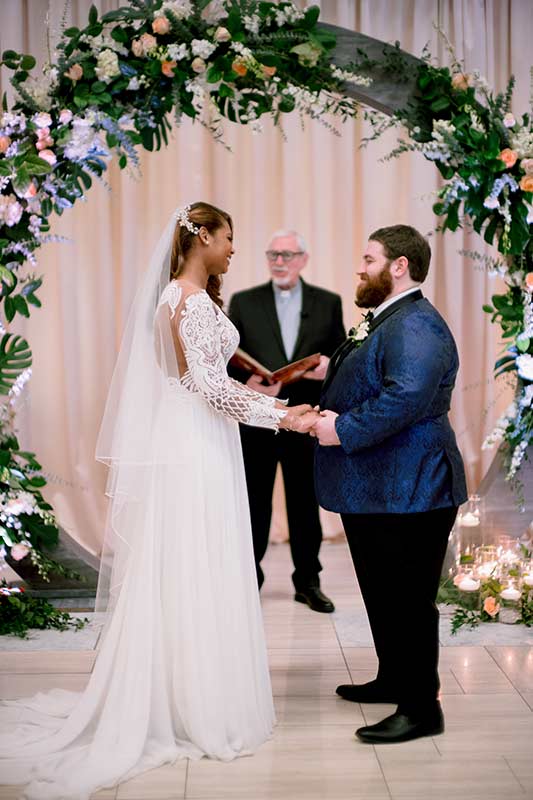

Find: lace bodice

[157,281,286,430]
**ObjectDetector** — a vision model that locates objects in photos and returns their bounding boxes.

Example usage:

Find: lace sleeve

[178,292,287,430]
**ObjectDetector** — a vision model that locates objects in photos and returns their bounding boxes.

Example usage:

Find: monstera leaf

[0,334,32,395]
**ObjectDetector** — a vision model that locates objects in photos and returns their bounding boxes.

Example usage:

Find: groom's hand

[312,409,340,446]
[291,410,321,433]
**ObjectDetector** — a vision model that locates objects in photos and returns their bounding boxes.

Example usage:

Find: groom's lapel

[322,290,424,396]
[368,290,423,334]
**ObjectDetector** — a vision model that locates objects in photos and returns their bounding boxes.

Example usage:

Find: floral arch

[0,0,532,630]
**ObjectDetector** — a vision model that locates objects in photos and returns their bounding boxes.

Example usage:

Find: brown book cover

[229,348,321,385]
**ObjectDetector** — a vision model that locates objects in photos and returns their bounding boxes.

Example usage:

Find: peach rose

[499,148,518,168]
[0,135,11,154]
[191,57,207,74]
[483,596,500,617]
[521,158,533,176]
[59,108,73,125]
[132,33,157,58]
[520,175,533,193]
[161,60,177,77]
[451,72,470,91]
[152,15,170,35]
[10,543,30,561]
[232,59,247,77]
[214,26,231,42]
[38,149,57,166]
[261,64,277,78]
[525,272,533,291]
[64,63,83,81]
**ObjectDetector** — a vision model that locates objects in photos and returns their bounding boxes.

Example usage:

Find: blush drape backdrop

[1,0,531,555]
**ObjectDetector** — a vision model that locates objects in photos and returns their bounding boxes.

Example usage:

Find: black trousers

[240,425,323,590]
[341,506,457,715]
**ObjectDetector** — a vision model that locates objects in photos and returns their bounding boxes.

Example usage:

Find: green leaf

[88,4,98,25]
[482,304,494,313]
[20,55,36,71]
[0,334,32,395]
[91,81,107,94]
[2,50,19,61]
[304,5,321,28]
[0,265,16,289]
[483,216,499,245]
[13,295,29,318]
[430,96,451,113]
[517,337,530,352]
[4,296,15,322]
[111,27,128,44]
[118,154,127,169]
[64,27,80,37]
[12,166,30,195]
[24,156,52,175]
[206,66,223,84]
[218,83,234,99]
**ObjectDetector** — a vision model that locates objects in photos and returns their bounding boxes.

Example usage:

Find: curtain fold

[1,0,530,553]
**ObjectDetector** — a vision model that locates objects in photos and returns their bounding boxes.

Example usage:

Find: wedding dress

[0,217,286,798]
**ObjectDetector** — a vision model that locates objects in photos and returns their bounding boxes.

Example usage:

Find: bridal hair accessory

[174,204,200,235]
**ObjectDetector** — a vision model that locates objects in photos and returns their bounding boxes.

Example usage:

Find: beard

[355,265,393,308]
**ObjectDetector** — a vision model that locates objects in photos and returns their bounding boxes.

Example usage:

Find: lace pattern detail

[178,292,285,430]
[158,282,182,319]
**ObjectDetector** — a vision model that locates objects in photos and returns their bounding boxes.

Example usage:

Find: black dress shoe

[356,705,444,744]
[294,586,335,613]
[336,680,398,704]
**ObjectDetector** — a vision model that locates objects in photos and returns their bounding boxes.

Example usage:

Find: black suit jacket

[228,279,346,406]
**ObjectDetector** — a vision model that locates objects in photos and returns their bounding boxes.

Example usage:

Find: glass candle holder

[521,559,533,590]
[457,495,482,528]
[499,580,522,624]
[456,570,481,611]
[474,545,499,581]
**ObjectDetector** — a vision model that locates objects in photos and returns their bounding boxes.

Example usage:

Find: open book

[229,348,321,385]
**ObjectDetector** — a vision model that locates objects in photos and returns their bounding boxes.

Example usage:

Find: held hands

[247,373,282,397]
[309,409,340,446]
[278,403,315,431]
[280,404,340,444]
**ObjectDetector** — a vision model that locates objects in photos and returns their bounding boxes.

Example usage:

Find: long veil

[95,209,178,613]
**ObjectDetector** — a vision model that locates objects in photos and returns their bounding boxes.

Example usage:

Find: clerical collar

[372,285,422,320]
[273,279,302,299]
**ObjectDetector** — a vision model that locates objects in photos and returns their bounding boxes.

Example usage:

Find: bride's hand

[278,404,313,430]
[290,410,321,433]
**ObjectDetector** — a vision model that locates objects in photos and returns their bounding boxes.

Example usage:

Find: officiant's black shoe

[355,704,444,744]
[294,586,335,613]
[336,680,398,704]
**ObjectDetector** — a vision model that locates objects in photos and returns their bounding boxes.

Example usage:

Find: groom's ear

[391,255,409,279]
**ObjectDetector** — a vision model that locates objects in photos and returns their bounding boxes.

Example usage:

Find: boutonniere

[347,311,374,347]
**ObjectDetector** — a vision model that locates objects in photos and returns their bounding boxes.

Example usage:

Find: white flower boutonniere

[347,312,374,347]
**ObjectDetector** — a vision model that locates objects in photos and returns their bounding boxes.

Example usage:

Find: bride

[0,202,314,799]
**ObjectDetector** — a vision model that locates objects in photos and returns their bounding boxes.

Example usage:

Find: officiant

[228,230,345,612]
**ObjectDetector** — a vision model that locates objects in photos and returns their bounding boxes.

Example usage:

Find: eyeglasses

[265,250,304,263]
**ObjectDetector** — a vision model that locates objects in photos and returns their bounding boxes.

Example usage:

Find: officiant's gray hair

[269,229,308,253]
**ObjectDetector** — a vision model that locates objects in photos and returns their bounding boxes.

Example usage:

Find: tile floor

[1,540,533,799]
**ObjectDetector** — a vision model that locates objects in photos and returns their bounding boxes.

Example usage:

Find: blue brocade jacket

[315,291,468,514]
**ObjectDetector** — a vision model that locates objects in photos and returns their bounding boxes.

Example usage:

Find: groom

[310,225,467,744]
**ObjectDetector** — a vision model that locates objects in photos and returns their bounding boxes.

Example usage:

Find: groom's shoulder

[386,297,454,340]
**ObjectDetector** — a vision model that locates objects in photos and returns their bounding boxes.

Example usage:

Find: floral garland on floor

[0,0,532,633]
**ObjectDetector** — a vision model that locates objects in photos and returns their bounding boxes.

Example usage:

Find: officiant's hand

[247,373,282,397]
[311,409,340,446]
[302,355,329,381]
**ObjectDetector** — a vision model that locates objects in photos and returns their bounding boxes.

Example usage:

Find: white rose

[503,112,516,128]
[191,39,216,59]
[214,26,231,42]
[10,543,30,561]
[191,57,207,74]
[516,353,533,382]
[33,112,52,128]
